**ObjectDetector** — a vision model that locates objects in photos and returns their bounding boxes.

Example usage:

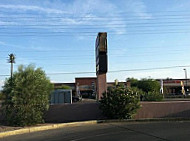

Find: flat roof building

[53,78,190,98]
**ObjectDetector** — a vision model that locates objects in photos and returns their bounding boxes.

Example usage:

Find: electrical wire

[1,65,190,77]
[1,21,190,27]
[1,44,190,53]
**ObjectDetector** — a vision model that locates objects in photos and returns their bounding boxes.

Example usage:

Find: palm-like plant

[8,53,15,80]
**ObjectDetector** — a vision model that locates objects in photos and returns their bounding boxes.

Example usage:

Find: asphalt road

[2,121,190,141]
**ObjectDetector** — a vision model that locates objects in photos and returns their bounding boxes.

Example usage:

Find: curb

[0,120,98,138]
[1,118,190,138]
[97,118,190,123]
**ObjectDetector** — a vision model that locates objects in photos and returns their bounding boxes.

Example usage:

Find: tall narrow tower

[95,32,108,100]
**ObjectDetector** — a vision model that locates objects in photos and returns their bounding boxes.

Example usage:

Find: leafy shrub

[143,91,163,101]
[0,91,5,100]
[136,79,160,93]
[130,87,145,95]
[99,85,140,119]
[55,85,71,90]
[130,87,145,101]
[127,78,163,101]
[2,65,53,126]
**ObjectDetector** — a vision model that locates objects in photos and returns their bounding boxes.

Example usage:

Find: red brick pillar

[126,81,131,88]
[97,73,107,100]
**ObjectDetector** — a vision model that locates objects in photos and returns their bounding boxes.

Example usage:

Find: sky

[1,0,190,89]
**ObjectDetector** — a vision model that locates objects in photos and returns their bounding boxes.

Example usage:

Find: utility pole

[8,54,15,83]
[183,68,188,94]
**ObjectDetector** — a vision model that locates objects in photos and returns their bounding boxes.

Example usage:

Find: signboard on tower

[95,32,108,100]
[95,32,108,75]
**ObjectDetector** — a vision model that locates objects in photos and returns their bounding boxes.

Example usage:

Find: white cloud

[131,1,152,19]
[0,41,6,45]
[165,1,190,11]
[0,40,27,50]
[65,0,127,35]
[120,0,152,20]
[0,40,54,51]
[0,4,68,14]
[0,21,16,26]
[0,0,151,37]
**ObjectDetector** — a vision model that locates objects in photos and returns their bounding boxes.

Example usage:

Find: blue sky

[1,0,190,88]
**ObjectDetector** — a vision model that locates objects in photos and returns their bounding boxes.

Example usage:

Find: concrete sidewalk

[0,125,22,133]
[0,120,98,138]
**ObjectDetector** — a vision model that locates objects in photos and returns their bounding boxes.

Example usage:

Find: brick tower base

[97,73,107,100]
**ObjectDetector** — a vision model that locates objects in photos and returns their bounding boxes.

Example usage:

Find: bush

[136,79,160,93]
[127,78,163,101]
[99,85,140,119]
[55,85,71,90]
[143,91,163,101]
[130,87,145,101]
[0,91,5,100]
[130,87,145,95]
[2,65,53,126]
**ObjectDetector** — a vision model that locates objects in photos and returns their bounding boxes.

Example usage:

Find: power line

[1,58,189,66]
[0,9,190,16]
[1,21,190,27]
[0,31,189,37]
[0,49,95,52]
[2,12,190,17]
[1,28,189,34]
[1,48,184,55]
[0,74,9,77]
[109,65,190,73]
[1,45,190,53]
[1,23,190,30]
[1,16,190,23]
[0,30,190,37]
[1,65,190,77]
[0,50,187,60]
[0,48,189,54]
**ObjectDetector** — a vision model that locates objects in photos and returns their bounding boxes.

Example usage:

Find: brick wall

[75,78,96,86]
[45,101,190,123]
[135,101,190,119]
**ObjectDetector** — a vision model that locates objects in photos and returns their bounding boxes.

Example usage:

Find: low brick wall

[135,101,190,119]
[45,101,190,123]
[45,102,106,123]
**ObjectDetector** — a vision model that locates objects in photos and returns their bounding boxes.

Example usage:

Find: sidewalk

[0,125,22,133]
[0,120,98,138]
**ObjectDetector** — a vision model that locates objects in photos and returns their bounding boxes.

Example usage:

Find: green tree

[136,79,160,93]
[99,85,140,119]
[127,78,163,101]
[0,91,5,100]
[2,65,53,126]
[126,77,138,87]
[130,87,145,96]
[143,91,163,101]
[55,85,71,90]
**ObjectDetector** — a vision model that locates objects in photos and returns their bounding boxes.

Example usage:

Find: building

[75,77,96,98]
[53,78,190,98]
[54,77,97,98]
[162,79,190,95]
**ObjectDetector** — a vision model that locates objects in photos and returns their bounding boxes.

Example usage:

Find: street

[1,121,190,141]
